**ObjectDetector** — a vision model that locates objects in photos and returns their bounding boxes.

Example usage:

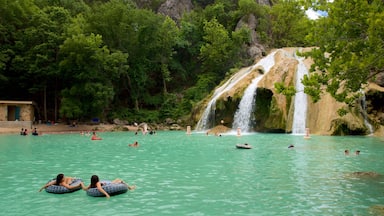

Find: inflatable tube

[45,178,83,194]
[86,181,128,197]
[236,143,252,149]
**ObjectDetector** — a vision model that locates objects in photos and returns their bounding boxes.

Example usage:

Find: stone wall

[0,121,33,129]
[0,103,34,121]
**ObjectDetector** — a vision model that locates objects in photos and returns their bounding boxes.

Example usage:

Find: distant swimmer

[288,144,294,148]
[91,131,102,140]
[129,141,139,147]
[304,128,310,139]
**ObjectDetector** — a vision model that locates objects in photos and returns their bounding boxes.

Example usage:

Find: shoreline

[0,123,138,135]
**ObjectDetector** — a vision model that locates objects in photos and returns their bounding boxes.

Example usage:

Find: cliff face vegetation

[192,48,384,136]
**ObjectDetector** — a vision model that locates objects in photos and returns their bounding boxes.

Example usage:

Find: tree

[156,16,179,95]
[302,0,384,108]
[59,33,127,120]
[269,0,312,48]
[200,18,232,76]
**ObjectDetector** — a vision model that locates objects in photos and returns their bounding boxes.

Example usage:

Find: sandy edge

[0,124,138,135]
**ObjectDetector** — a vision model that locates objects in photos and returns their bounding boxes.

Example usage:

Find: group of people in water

[39,173,136,198]
[20,128,39,136]
[88,131,139,147]
[345,149,361,155]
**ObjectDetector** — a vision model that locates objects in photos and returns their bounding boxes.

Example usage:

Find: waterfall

[360,91,374,135]
[291,55,309,135]
[232,51,277,132]
[195,65,257,131]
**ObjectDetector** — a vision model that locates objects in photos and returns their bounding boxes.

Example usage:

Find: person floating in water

[288,144,294,148]
[39,173,81,192]
[344,150,349,155]
[80,175,136,198]
[91,131,102,140]
[355,150,360,155]
[129,141,139,147]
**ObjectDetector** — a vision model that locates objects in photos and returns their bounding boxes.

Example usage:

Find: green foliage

[0,0,319,123]
[274,82,296,97]
[337,108,348,117]
[59,33,126,119]
[238,0,261,15]
[269,1,312,48]
[200,18,232,74]
[304,0,384,106]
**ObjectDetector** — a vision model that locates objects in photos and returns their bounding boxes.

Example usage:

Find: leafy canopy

[303,0,384,105]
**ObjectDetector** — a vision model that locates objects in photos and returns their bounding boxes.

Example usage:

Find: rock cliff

[192,48,384,136]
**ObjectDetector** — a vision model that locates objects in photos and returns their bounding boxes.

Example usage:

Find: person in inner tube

[81,175,136,198]
[39,173,81,192]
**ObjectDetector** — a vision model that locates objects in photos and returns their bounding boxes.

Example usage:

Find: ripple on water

[0,132,383,215]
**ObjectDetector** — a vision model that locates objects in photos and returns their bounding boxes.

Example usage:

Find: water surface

[0,132,383,215]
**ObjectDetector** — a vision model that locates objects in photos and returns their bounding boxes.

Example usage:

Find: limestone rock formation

[192,47,384,135]
[236,14,266,60]
[157,0,193,22]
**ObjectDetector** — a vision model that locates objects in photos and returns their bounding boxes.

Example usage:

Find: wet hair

[90,175,99,188]
[56,174,64,185]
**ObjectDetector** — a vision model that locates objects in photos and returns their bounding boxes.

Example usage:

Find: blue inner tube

[86,180,128,197]
[45,178,83,194]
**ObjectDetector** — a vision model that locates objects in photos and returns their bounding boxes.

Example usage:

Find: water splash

[232,51,277,132]
[360,91,374,135]
[195,66,256,131]
[291,54,309,134]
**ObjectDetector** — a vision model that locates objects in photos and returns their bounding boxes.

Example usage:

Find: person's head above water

[288,144,294,148]
[90,175,100,188]
[55,173,64,185]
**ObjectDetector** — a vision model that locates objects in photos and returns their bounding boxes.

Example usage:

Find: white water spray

[291,55,309,134]
[232,51,277,132]
[195,65,258,131]
[360,91,374,135]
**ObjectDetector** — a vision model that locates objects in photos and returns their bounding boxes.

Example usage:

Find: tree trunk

[44,86,47,122]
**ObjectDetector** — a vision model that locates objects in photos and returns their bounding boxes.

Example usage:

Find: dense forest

[1,0,383,125]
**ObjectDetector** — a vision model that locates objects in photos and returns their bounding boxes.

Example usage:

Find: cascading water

[195,65,258,131]
[360,91,374,135]
[291,54,309,134]
[232,51,277,132]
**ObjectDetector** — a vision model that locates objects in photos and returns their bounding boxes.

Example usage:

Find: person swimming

[129,141,139,147]
[91,131,102,140]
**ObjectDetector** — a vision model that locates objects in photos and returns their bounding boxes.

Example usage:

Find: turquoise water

[0,131,384,215]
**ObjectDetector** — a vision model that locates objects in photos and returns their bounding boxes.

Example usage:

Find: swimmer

[129,141,139,147]
[344,149,349,155]
[288,144,294,148]
[91,131,102,140]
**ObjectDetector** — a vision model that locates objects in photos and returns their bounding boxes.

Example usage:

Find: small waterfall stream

[360,91,374,135]
[195,65,258,131]
[232,51,277,132]
[291,55,309,134]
